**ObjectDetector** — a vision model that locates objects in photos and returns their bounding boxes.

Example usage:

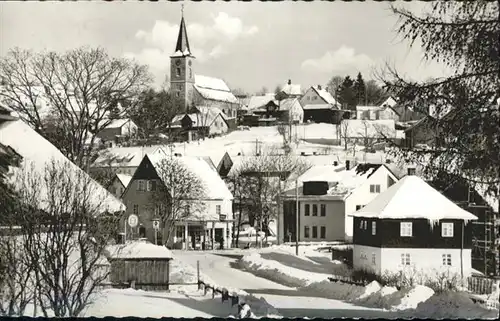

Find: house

[90,146,168,177]
[356,104,399,121]
[276,97,304,124]
[246,94,279,120]
[169,13,239,119]
[171,106,230,140]
[96,118,138,146]
[350,175,477,280]
[108,173,132,199]
[0,103,125,215]
[281,162,399,243]
[300,85,343,123]
[404,116,444,149]
[340,119,403,146]
[276,79,302,99]
[120,153,234,249]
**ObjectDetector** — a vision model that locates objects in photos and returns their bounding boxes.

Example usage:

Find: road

[173,251,402,319]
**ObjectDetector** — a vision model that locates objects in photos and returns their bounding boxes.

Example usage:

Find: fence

[467,276,498,295]
[108,257,172,291]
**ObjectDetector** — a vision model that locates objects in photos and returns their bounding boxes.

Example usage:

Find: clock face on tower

[175,60,181,66]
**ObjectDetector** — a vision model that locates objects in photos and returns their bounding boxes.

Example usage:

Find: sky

[0,1,450,94]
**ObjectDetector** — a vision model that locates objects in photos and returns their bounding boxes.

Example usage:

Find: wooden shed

[106,240,174,291]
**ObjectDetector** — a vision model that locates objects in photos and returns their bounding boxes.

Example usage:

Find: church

[169,13,239,121]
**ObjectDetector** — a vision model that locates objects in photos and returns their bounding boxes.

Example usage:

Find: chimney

[346,160,351,170]
[317,85,322,90]
[287,79,292,85]
[333,161,338,166]
[300,152,306,156]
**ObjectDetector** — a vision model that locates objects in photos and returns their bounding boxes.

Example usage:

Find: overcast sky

[0,1,450,93]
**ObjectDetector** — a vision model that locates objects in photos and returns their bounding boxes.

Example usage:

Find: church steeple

[173,6,192,57]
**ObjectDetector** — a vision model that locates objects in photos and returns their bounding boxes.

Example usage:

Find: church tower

[170,9,195,112]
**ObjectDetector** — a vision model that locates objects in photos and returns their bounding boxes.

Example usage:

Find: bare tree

[230,146,310,243]
[339,119,350,150]
[0,47,152,169]
[149,156,207,246]
[12,159,121,317]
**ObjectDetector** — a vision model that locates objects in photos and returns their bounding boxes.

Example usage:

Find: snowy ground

[173,250,404,319]
[235,248,499,319]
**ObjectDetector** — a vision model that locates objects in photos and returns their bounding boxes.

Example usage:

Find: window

[305,204,310,216]
[146,180,152,191]
[372,221,376,235]
[370,184,381,193]
[407,168,416,176]
[442,254,452,266]
[400,222,413,237]
[320,204,326,216]
[356,205,363,211]
[320,226,326,239]
[137,180,145,191]
[189,68,192,78]
[312,226,318,238]
[363,220,367,230]
[216,205,221,215]
[441,222,454,237]
[312,204,318,216]
[304,226,310,238]
[359,220,364,229]
[401,253,411,266]
[371,253,376,265]
[133,204,139,215]
[176,67,181,76]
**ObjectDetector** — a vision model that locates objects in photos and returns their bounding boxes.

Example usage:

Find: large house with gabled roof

[169,13,239,120]
[300,85,343,123]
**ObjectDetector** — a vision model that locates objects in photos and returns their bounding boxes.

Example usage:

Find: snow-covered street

[174,250,401,319]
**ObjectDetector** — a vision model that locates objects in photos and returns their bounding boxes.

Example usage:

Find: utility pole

[295,178,299,256]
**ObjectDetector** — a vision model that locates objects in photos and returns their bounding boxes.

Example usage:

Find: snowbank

[412,291,499,319]
[239,252,497,318]
[239,252,330,287]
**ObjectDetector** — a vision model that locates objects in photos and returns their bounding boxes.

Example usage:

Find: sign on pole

[152,219,160,230]
[128,214,139,228]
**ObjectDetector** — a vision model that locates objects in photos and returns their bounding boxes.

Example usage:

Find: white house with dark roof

[169,12,239,120]
[171,105,230,138]
[281,163,399,243]
[300,85,341,123]
[350,175,477,279]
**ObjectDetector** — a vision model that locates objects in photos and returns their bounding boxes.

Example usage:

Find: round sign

[152,219,160,230]
[128,214,139,228]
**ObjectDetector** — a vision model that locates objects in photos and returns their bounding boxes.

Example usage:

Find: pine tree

[353,72,367,105]
[381,1,500,198]
[338,76,357,110]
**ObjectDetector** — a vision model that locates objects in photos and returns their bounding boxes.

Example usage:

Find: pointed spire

[173,4,192,56]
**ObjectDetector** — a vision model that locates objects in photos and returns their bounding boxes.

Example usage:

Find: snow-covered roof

[148,154,233,201]
[0,119,125,213]
[340,119,398,138]
[351,175,478,222]
[172,106,228,128]
[116,173,132,188]
[380,97,398,108]
[297,164,346,183]
[92,146,168,168]
[279,98,302,111]
[194,75,238,104]
[103,118,134,129]
[107,241,173,259]
[247,94,277,111]
[281,83,302,96]
[302,103,334,110]
[312,86,338,106]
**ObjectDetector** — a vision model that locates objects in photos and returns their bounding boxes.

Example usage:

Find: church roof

[194,75,238,104]
[172,16,192,57]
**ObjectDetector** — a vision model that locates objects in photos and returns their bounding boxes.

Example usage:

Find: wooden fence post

[197,260,201,290]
